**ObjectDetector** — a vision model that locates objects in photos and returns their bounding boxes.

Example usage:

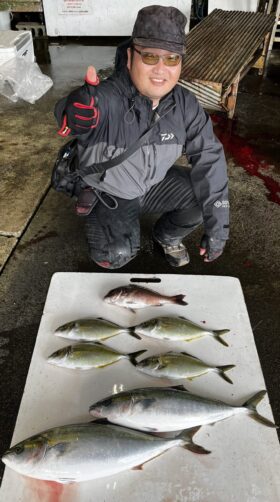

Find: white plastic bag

[0,56,53,103]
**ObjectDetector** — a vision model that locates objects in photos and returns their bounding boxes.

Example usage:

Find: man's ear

[127,48,132,71]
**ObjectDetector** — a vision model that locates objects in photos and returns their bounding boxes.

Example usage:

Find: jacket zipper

[151,144,157,179]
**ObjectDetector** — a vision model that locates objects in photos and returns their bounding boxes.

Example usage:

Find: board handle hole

[130,277,161,283]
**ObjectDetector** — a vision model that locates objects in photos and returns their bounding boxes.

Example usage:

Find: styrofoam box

[0,30,34,65]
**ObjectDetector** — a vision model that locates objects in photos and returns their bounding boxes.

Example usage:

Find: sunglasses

[133,47,182,67]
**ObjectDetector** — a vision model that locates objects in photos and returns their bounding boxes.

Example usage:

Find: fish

[134,316,230,346]
[89,387,277,433]
[47,342,146,370]
[54,317,141,341]
[2,422,209,483]
[104,284,187,312]
[134,352,235,383]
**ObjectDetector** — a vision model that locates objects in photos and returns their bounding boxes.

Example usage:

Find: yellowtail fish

[47,342,146,370]
[54,317,141,341]
[104,284,187,312]
[134,316,230,346]
[90,387,277,433]
[2,422,209,483]
[135,352,235,383]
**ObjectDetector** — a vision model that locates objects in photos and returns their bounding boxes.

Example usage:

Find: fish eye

[15,445,24,455]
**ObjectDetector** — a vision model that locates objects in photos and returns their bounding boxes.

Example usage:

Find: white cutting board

[1,273,279,502]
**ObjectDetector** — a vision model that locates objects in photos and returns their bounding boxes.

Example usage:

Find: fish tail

[128,349,147,366]
[217,364,235,384]
[172,294,188,306]
[178,426,211,455]
[126,328,142,340]
[243,390,278,428]
[213,329,230,346]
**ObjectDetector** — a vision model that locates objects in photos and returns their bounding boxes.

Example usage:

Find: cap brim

[133,37,186,55]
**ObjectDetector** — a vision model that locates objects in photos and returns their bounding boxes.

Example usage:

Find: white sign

[58,0,91,15]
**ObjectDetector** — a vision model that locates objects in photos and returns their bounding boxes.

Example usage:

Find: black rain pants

[84,165,203,269]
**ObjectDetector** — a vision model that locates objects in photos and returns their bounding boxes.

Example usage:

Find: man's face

[127,45,182,107]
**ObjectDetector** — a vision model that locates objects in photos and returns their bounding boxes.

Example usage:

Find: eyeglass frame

[132,46,182,66]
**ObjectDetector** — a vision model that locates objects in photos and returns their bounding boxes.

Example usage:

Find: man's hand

[199,235,226,262]
[58,66,100,137]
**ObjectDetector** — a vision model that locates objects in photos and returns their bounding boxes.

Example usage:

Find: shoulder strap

[78,103,175,178]
[79,117,159,178]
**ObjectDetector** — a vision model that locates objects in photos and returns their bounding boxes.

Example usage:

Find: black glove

[58,66,100,137]
[199,234,226,262]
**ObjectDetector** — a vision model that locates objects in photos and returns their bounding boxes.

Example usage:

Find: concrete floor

[0,40,279,483]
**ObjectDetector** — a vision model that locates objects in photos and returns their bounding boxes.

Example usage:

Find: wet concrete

[0,40,279,483]
[0,236,17,271]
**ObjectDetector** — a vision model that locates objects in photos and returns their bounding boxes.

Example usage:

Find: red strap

[75,106,98,121]
[74,97,95,110]
[90,109,100,129]
[58,115,71,137]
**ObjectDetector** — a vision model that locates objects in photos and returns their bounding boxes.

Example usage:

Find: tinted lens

[141,52,181,66]
[164,54,181,66]
[141,53,160,65]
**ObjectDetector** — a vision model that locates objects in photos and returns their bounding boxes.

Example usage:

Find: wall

[208,0,259,13]
[43,0,191,37]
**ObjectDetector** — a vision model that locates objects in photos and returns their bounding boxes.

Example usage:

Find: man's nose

[152,57,166,72]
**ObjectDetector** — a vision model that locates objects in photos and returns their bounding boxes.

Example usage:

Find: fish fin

[118,327,141,339]
[90,418,109,424]
[143,426,158,432]
[178,427,211,455]
[213,329,230,346]
[217,364,235,384]
[47,441,69,456]
[129,308,137,314]
[180,351,199,359]
[184,443,211,455]
[149,431,171,438]
[132,464,144,471]
[169,384,188,392]
[243,390,278,428]
[132,449,167,469]
[129,331,142,340]
[128,349,147,365]
[172,295,188,306]
[156,362,167,370]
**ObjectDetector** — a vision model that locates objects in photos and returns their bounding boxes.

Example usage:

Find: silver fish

[47,342,146,370]
[135,352,235,383]
[2,422,208,483]
[104,284,187,312]
[134,316,230,346]
[89,387,277,432]
[54,317,141,341]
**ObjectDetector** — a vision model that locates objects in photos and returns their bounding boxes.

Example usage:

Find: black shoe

[153,236,190,267]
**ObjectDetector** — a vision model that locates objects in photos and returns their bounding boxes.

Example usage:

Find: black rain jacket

[55,66,229,241]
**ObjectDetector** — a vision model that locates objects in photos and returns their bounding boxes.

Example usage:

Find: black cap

[132,5,187,55]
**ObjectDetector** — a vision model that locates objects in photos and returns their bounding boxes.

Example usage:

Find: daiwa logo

[160,133,174,141]
[214,200,230,208]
